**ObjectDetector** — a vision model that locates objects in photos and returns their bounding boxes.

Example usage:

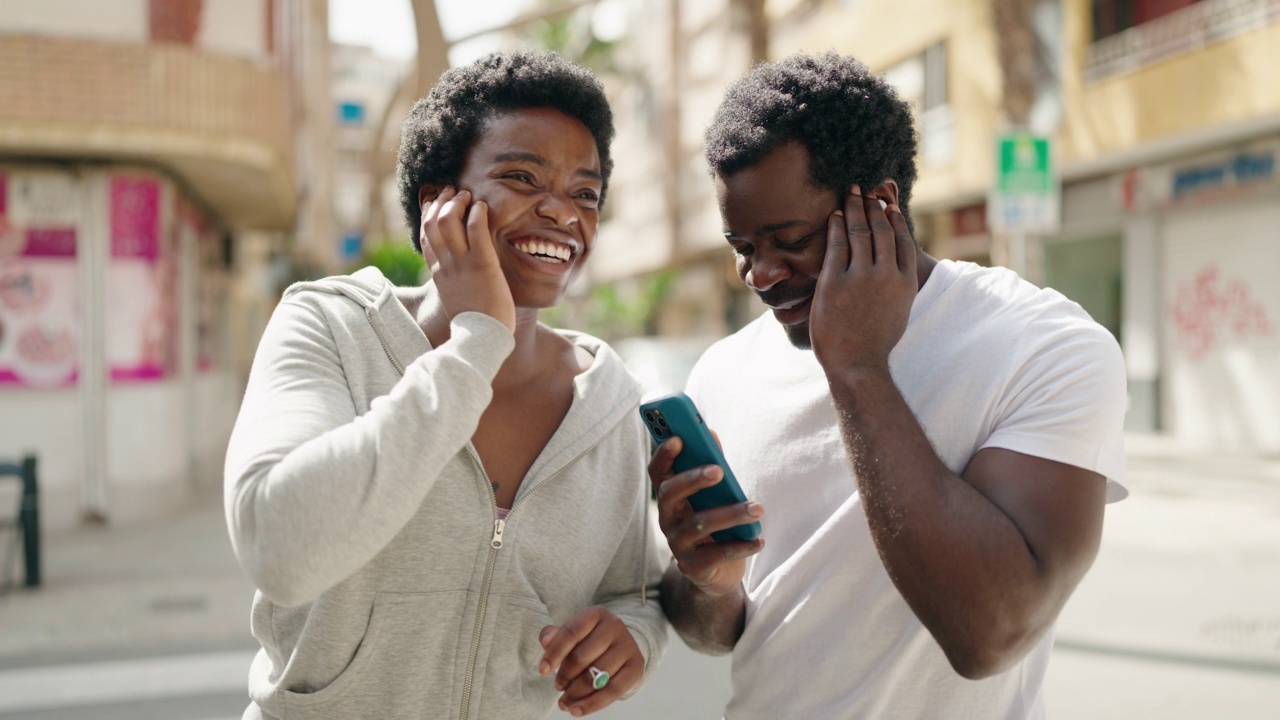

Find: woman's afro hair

[396,49,614,252]
[705,52,919,229]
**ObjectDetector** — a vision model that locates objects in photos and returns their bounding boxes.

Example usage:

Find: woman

[224,50,667,719]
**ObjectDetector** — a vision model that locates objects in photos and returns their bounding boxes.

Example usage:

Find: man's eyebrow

[493,151,602,182]
[724,220,807,238]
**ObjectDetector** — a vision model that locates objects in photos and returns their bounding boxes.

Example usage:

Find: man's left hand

[809,184,917,373]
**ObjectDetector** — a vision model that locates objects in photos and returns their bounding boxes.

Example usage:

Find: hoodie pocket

[280,590,466,716]
[474,594,560,717]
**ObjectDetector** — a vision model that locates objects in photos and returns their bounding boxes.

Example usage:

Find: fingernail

[559,700,568,711]
[571,708,584,718]
[832,210,844,218]
[539,660,551,675]
[747,502,763,518]
[851,184,862,196]
[888,203,901,214]
[704,466,722,479]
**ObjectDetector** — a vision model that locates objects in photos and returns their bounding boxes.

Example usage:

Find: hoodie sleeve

[591,420,671,693]
[224,297,514,607]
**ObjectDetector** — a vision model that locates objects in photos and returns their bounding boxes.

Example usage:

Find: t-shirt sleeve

[981,318,1129,502]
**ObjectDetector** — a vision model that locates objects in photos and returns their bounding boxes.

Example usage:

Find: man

[650,52,1127,718]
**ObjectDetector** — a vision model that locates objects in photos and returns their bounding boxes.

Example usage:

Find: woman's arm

[223,299,513,607]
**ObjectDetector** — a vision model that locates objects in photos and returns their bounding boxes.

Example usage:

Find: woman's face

[422,107,603,309]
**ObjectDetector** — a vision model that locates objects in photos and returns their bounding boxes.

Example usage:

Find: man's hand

[420,186,516,331]
[649,436,764,597]
[809,184,917,372]
[537,606,643,717]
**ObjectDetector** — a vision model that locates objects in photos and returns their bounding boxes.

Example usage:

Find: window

[337,101,366,126]
[883,43,953,166]
[1091,0,1203,41]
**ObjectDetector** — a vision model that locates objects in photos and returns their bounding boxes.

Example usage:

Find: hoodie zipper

[365,307,404,374]
[456,441,599,720]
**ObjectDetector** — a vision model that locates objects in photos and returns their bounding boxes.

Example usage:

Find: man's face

[420,107,603,309]
[716,142,838,349]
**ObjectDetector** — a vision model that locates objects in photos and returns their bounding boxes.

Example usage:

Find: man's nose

[744,253,791,292]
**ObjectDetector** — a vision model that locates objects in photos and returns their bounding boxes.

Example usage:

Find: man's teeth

[771,296,810,310]
[513,239,571,263]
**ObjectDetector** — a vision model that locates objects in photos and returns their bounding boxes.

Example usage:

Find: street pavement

[0,435,1278,718]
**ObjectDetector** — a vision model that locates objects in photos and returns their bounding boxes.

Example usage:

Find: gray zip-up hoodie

[224,267,668,720]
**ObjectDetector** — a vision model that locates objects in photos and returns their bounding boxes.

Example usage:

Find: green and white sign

[990,133,1060,233]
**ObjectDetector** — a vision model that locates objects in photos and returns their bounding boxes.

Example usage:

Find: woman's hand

[420,186,516,331]
[537,606,645,717]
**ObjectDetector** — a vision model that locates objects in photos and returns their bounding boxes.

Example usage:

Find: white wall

[199,0,268,61]
[0,0,148,43]
[0,390,84,529]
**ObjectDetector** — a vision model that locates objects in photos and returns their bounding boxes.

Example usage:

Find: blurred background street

[2,0,1280,717]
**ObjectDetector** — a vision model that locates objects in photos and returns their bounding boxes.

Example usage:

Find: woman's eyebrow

[493,151,546,165]
[492,151,602,182]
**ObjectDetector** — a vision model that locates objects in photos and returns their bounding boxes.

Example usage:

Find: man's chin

[783,321,812,350]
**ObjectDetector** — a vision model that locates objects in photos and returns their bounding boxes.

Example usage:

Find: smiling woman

[223,50,668,720]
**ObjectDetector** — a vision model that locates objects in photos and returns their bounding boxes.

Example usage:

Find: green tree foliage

[357,239,427,287]
[541,270,673,341]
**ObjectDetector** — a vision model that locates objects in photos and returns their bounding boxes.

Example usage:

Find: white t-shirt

[685,260,1128,720]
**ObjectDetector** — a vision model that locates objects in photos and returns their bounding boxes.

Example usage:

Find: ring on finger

[588,665,610,690]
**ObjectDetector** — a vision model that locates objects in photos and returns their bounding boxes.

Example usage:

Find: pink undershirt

[497,507,510,519]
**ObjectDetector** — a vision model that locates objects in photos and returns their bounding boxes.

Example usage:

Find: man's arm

[828,366,1105,678]
[811,187,1110,679]
[648,437,764,655]
[659,562,746,655]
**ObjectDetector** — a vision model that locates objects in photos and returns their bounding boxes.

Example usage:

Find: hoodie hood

[283,266,642,478]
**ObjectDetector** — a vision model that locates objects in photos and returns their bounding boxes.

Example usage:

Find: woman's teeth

[513,239,571,263]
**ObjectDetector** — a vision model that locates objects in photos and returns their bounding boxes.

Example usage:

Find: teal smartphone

[639,392,761,543]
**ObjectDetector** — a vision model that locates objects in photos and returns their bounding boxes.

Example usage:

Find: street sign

[989,132,1060,233]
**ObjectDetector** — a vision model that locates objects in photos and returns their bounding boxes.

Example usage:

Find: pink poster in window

[0,171,81,388]
[107,175,175,382]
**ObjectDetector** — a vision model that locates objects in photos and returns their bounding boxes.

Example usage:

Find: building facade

[589,0,1280,454]
[0,0,333,528]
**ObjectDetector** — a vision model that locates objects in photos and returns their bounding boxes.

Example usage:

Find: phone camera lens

[654,426,667,438]
[656,416,669,429]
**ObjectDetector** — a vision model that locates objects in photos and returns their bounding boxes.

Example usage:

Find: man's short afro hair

[705,52,919,229]
[396,49,615,253]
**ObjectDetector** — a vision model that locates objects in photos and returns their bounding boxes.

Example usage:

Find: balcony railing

[0,34,296,229]
[1087,0,1280,80]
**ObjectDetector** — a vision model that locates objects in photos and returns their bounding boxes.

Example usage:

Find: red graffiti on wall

[1168,265,1273,361]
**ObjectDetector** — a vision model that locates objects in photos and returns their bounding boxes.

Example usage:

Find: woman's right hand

[420,186,516,332]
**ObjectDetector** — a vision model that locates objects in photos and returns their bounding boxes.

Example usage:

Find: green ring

[590,667,610,690]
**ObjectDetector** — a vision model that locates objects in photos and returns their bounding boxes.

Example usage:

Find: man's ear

[418,184,443,209]
[870,179,900,208]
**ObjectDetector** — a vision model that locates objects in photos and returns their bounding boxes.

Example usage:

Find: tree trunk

[992,0,1037,127]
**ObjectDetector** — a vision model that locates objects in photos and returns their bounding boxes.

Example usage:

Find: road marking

[0,650,254,713]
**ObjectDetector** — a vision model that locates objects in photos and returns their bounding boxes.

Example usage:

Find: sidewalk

[1,435,1278,714]
[0,486,257,667]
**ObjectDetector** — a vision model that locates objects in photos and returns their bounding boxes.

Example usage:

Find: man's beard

[760,281,817,350]
[783,320,812,350]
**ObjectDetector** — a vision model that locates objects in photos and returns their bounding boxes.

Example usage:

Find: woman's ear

[418,184,443,210]
[870,179,900,208]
